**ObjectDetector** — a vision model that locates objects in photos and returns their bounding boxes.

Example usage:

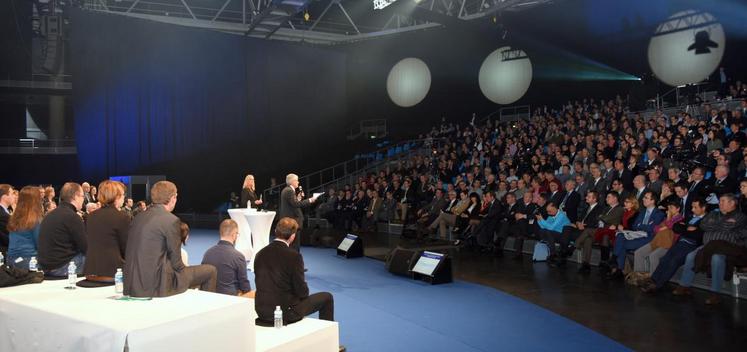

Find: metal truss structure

[79,0,552,44]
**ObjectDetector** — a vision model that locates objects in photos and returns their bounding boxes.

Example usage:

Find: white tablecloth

[243,211,276,271]
[0,280,256,352]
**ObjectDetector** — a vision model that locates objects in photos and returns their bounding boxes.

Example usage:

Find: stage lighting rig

[373,0,397,10]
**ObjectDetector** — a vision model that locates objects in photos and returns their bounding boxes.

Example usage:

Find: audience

[6,186,44,270]
[201,219,254,298]
[608,191,665,280]
[124,181,216,297]
[83,180,130,282]
[37,182,87,276]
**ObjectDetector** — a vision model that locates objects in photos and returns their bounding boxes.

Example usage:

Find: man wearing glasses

[38,182,87,276]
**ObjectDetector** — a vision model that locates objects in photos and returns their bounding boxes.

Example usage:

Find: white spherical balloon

[479,47,532,105]
[386,58,431,107]
[648,10,725,87]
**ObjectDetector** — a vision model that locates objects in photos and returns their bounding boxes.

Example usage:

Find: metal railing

[261,138,446,202]
[0,139,77,155]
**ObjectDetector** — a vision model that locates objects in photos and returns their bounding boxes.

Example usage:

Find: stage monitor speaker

[336,234,363,258]
[385,247,418,277]
[411,250,453,285]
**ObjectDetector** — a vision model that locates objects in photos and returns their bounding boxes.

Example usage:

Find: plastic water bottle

[114,268,124,294]
[274,306,283,329]
[67,261,77,289]
[0,251,4,266]
[29,257,38,272]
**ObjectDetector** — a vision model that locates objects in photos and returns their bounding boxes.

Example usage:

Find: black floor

[341,229,747,352]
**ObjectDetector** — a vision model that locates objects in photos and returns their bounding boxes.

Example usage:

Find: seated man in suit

[0,184,15,255]
[555,191,605,267]
[471,191,503,252]
[255,217,345,352]
[124,181,217,297]
[201,219,254,298]
[608,191,665,280]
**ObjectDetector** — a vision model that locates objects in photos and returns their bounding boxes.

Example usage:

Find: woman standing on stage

[241,174,263,209]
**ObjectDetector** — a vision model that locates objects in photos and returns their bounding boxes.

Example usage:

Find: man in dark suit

[575,191,625,273]
[613,159,634,192]
[558,180,581,223]
[0,184,14,255]
[633,175,651,204]
[555,191,605,267]
[687,167,710,198]
[254,217,338,330]
[674,181,694,219]
[589,164,608,196]
[124,181,216,297]
[278,173,319,251]
[472,191,503,252]
[711,165,737,198]
[495,192,524,259]
[547,180,567,211]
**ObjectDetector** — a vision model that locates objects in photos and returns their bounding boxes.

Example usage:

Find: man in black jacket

[37,183,87,276]
[0,184,14,255]
[642,198,707,293]
[558,180,581,223]
[555,191,605,267]
[254,217,335,325]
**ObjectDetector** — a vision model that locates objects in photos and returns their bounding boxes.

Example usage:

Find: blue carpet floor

[185,229,630,352]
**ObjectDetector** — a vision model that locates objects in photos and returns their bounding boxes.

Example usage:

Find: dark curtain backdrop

[70,10,347,211]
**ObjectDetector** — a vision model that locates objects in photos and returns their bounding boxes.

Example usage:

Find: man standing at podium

[278,174,318,251]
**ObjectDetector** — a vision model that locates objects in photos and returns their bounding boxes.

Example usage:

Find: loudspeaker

[336,234,363,258]
[385,247,418,277]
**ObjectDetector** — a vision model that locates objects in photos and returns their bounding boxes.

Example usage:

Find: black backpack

[0,265,44,288]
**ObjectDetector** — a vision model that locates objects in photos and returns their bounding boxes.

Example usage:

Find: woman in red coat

[594,194,639,270]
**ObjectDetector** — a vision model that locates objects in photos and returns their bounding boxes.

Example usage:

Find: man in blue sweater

[537,201,571,263]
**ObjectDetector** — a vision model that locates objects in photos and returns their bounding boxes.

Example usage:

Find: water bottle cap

[116,268,122,272]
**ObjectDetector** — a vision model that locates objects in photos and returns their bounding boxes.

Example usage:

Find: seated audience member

[361,189,381,231]
[6,186,44,270]
[424,190,457,239]
[0,184,15,254]
[124,181,216,297]
[380,190,397,222]
[596,195,640,273]
[555,191,605,267]
[179,221,190,265]
[83,202,99,222]
[575,192,624,273]
[472,191,503,251]
[608,191,665,280]
[83,181,131,282]
[447,191,471,233]
[418,189,447,226]
[633,201,684,274]
[132,201,147,217]
[672,194,747,305]
[37,182,87,276]
[254,217,336,325]
[396,179,415,223]
[123,198,134,216]
[641,198,707,293]
[201,219,254,298]
[453,192,482,246]
[740,179,747,215]
[503,192,539,258]
[42,186,56,214]
[536,201,571,261]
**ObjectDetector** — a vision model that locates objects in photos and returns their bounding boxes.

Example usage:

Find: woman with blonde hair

[83,180,131,282]
[241,174,263,209]
[7,186,45,270]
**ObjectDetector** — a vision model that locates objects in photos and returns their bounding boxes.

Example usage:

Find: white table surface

[0,280,256,352]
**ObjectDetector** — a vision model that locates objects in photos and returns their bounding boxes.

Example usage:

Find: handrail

[0,139,77,155]
[260,137,446,199]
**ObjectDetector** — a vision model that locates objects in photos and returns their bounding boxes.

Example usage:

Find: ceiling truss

[79,0,553,45]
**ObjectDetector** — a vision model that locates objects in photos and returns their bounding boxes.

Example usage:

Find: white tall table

[0,280,255,352]
[243,210,276,271]
[228,208,255,260]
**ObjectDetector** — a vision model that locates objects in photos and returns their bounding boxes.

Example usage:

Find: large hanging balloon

[386,58,431,108]
[648,10,725,87]
[479,47,532,105]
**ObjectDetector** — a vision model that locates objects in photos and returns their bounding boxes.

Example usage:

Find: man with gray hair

[278,173,319,251]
